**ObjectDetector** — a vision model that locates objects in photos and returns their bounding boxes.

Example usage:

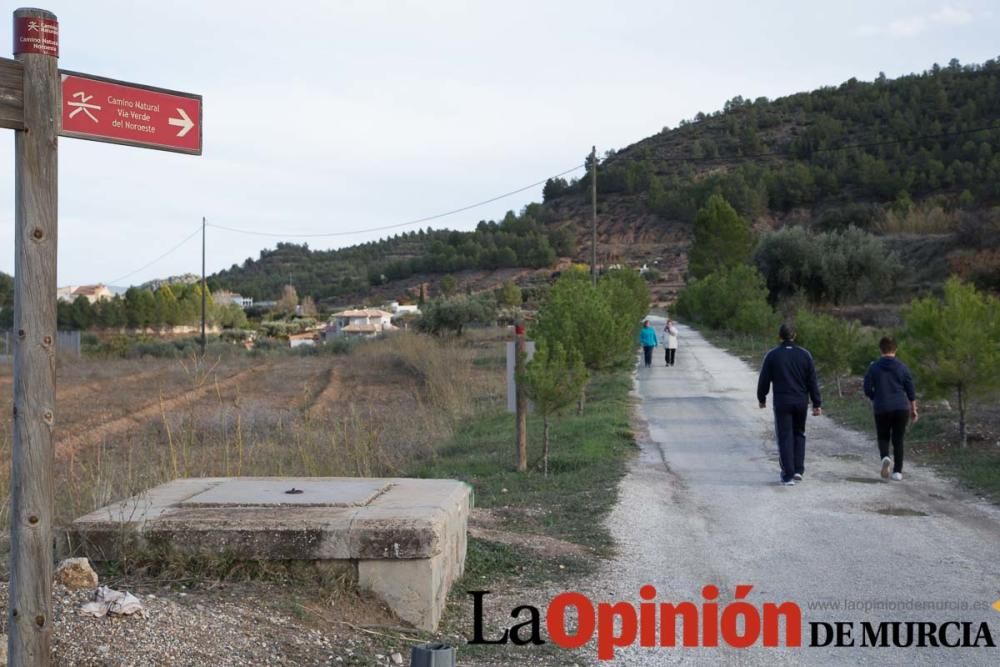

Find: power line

[206,163,586,239]
[105,225,202,286]
[101,163,586,285]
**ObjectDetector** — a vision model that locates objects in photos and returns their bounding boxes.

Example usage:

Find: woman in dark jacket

[863,336,918,481]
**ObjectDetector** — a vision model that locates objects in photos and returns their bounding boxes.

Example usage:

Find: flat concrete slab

[180,478,390,507]
[66,477,472,630]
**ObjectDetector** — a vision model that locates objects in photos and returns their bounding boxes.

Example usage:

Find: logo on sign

[67,91,101,123]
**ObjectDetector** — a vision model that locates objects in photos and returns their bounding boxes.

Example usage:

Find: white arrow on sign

[168,108,194,137]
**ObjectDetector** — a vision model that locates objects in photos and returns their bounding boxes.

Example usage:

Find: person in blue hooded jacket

[864,336,918,481]
[639,320,658,368]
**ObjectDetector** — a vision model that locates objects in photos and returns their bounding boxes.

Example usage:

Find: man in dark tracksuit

[757,324,822,486]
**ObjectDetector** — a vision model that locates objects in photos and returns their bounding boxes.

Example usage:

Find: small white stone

[391,652,404,665]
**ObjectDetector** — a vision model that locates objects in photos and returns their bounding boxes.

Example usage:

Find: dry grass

[879,204,959,234]
[0,331,506,555]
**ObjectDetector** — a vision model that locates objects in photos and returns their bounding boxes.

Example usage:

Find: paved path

[585,319,1000,665]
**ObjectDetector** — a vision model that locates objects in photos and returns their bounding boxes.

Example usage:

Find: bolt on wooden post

[11,6,60,665]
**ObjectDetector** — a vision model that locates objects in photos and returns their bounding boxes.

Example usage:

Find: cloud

[854,5,973,39]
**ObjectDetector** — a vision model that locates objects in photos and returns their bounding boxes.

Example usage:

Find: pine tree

[688,194,754,279]
[903,278,1000,447]
[521,342,588,476]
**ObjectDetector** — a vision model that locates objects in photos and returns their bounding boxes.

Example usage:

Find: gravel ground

[0,582,416,666]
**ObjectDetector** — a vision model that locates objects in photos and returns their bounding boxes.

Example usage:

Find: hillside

[209,215,574,305]
[212,57,1000,305]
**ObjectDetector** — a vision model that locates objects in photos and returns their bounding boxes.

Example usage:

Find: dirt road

[586,320,1000,665]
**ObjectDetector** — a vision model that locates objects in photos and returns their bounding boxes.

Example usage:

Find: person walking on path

[863,336,918,481]
[757,323,822,486]
[664,320,679,366]
[639,320,658,369]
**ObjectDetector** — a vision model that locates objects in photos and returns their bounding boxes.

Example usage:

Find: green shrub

[754,225,901,304]
[530,267,649,371]
[416,294,497,336]
[813,203,884,232]
[674,265,777,335]
[793,309,866,395]
[902,278,1000,447]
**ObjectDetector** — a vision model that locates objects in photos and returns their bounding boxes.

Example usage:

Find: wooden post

[200,216,206,354]
[11,7,59,665]
[590,145,597,287]
[514,324,527,472]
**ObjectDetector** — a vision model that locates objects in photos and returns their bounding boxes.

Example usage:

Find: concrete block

[66,477,472,631]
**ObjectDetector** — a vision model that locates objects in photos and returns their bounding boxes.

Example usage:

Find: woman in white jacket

[664,320,679,366]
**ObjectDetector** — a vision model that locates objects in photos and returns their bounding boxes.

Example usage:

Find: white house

[213,290,254,309]
[57,284,114,304]
[327,309,397,337]
[388,301,421,315]
[289,331,318,348]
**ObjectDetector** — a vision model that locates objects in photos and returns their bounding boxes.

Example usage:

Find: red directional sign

[59,72,202,154]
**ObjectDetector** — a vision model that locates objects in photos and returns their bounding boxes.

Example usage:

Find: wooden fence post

[515,324,527,472]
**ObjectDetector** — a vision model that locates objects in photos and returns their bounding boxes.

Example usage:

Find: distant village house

[289,331,319,348]
[212,290,254,309]
[56,284,114,304]
[326,308,398,338]
[388,301,421,315]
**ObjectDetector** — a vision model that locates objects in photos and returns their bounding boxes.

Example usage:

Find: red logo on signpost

[14,16,58,57]
[60,73,202,154]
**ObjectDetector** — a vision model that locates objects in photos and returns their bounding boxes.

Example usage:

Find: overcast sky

[1,0,997,287]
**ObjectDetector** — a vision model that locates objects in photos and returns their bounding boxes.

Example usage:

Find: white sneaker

[891,472,903,481]
[880,457,892,479]
[780,478,796,486]
[793,473,803,481]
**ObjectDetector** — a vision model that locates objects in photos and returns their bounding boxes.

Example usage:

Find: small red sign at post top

[60,73,202,155]
[14,15,59,57]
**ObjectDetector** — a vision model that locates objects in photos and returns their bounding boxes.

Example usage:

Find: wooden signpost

[6,8,202,664]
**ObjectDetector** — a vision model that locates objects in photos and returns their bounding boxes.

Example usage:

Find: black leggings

[642,346,654,367]
[665,348,676,365]
[875,410,909,473]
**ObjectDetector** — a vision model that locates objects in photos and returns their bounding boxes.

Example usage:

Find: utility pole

[11,8,59,664]
[201,216,206,354]
[591,145,598,286]
[514,323,528,472]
